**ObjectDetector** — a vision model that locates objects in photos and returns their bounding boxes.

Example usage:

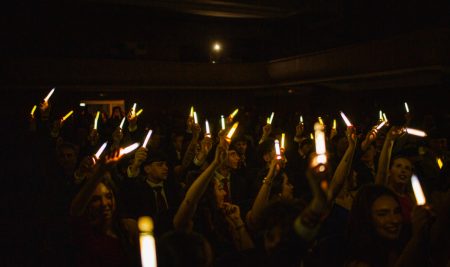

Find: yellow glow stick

[300,115,304,124]
[411,174,426,205]
[332,119,337,130]
[229,109,239,119]
[405,128,427,137]
[142,130,153,148]
[193,112,198,124]
[190,106,194,117]
[340,111,353,127]
[94,142,108,160]
[226,122,239,142]
[119,117,126,130]
[43,88,55,102]
[436,158,443,169]
[221,115,225,130]
[61,110,74,122]
[404,102,409,113]
[376,120,387,130]
[318,117,324,125]
[274,140,282,160]
[136,109,143,117]
[94,111,100,130]
[120,142,140,156]
[281,133,285,149]
[379,110,383,121]
[314,123,327,165]
[310,133,314,140]
[31,105,37,117]
[138,216,157,267]
[382,113,388,122]
[205,120,211,137]
[268,112,274,124]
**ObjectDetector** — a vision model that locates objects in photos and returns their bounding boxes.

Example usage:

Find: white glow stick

[379,110,383,121]
[229,109,238,119]
[61,110,74,122]
[300,115,304,124]
[120,142,140,156]
[80,103,86,107]
[281,133,285,149]
[436,158,443,169]
[405,128,427,137]
[274,140,282,159]
[383,113,388,122]
[119,117,126,130]
[221,115,225,130]
[94,142,108,160]
[226,122,239,142]
[138,217,157,267]
[404,102,409,113]
[411,174,426,205]
[31,105,37,116]
[142,130,153,148]
[193,112,198,124]
[376,120,387,130]
[268,112,274,124]
[43,88,55,102]
[314,123,327,165]
[94,111,100,130]
[131,103,137,116]
[205,120,211,137]
[340,111,352,127]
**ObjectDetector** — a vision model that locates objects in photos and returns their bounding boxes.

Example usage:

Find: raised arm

[174,123,201,178]
[375,126,403,185]
[173,142,227,231]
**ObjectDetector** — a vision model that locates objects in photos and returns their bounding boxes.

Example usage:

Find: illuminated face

[57,147,77,171]
[227,150,240,169]
[280,174,294,200]
[213,179,227,208]
[389,158,413,186]
[371,195,403,240]
[145,161,169,182]
[87,182,116,225]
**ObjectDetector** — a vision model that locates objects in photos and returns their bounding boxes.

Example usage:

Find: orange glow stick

[138,216,157,267]
[31,105,37,117]
[340,111,352,127]
[226,122,239,142]
[61,110,74,122]
[43,88,55,102]
[274,140,282,159]
[411,174,426,205]
[405,128,427,137]
[229,109,239,119]
[120,142,140,156]
[142,130,153,148]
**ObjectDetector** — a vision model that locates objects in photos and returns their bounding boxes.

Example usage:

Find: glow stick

[136,109,143,117]
[379,110,383,121]
[120,142,140,156]
[436,158,443,169]
[190,106,194,117]
[193,112,198,124]
[221,115,225,130]
[376,120,387,130]
[205,120,211,137]
[131,103,137,116]
[229,109,239,119]
[332,119,337,130]
[382,113,388,122]
[310,133,314,140]
[138,216,157,267]
[61,110,74,122]
[268,112,274,124]
[318,117,324,125]
[142,130,153,148]
[226,122,239,142]
[94,111,100,130]
[31,105,37,117]
[80,103,86,107]
[119,117,126,130]
[266,117,270,124]
[281,133,285,149]
[300,115,304,124]
[43,88,55,102]
[405,128,427,137]
[274,140,282,159]
[94,142,108,160]
[340,111,352,127]
[314,123,327,164]
[404,102,409,113]
[411,174,426,205]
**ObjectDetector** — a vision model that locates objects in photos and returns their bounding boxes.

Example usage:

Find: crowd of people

[24,95,449,267]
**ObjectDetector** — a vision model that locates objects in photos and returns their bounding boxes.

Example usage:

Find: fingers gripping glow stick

[94,111,100,130]
[119,117,126,130]
[411,174,426,205]
[221,115,226,130]
[44,88,55,102]
[404,102,410,113]
[61,110,74,122]
[229,109,239,119]
[205,120,211,137]
[31,105,37,117]
[268,112,274,124]
[142,130,153,148]
[94,142,108,160]
[193,112,198,124]
[281,133,285,149]
[120,142,140,156]
[138,216,157,267]
[340,111,353,127]
[274,140,282,159]
[376,120,387,130]
[405,128,427,137]
[226,122,239,142]
[314,123,327,165]
[136,109,143,117]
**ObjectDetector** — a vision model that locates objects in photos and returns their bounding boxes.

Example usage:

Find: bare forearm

[328,143,356,202]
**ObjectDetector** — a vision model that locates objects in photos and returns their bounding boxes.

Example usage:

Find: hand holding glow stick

[404,102,410,113]
[61,110,74,122]
[411,174,426,205]
[94,111,100,130]
[404,128,427,137]
[120,142,140,156]
[119,117,126,130]
[138,216,157,267]
[340,111,353,127]
[205,120,211,137]
[274,140,282,160]
[225,122,239,143]
[314,123,327,166]
[142,130,153,148]
[229,109,239,119]
[43,88,55,102]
